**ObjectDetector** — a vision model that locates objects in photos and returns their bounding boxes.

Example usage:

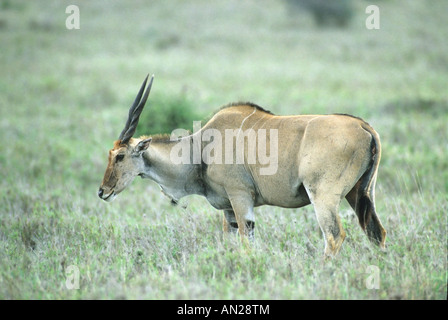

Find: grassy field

[0,0,446,299]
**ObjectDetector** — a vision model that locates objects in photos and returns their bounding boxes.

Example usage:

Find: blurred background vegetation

[0,0,446,299]
[0,0,445,192]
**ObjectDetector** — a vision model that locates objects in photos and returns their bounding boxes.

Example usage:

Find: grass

[0,0,447,299]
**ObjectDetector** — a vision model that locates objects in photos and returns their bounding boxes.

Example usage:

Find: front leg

[226,193,255,243]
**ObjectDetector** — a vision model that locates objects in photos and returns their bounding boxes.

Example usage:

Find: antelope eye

[116,154,125,162]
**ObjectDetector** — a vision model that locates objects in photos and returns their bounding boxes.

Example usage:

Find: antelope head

[98,74,154,202]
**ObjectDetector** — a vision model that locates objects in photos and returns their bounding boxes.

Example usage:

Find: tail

[348,123,386,248]
[358,123,381,229]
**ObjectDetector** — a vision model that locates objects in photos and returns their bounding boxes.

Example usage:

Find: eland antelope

[98,74,386,257]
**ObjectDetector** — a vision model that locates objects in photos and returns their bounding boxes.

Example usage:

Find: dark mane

[220,102,275,115]
[140,134,172,143]
[333,113,371,126]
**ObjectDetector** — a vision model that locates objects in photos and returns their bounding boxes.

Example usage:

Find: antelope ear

[134,138,152,154]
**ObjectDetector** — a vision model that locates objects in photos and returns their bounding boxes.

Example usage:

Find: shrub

[134,93,204,137]
[285,0,354,28]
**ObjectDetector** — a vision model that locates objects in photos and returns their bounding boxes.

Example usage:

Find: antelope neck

[140,138,206,200]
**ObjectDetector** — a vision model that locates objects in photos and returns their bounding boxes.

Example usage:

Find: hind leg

[305,187,346,258]
[346,186,387,249]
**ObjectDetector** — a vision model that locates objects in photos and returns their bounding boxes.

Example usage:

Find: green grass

[0,0,447,299]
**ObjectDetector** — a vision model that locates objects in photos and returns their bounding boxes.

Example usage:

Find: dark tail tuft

[357,194,372,230]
